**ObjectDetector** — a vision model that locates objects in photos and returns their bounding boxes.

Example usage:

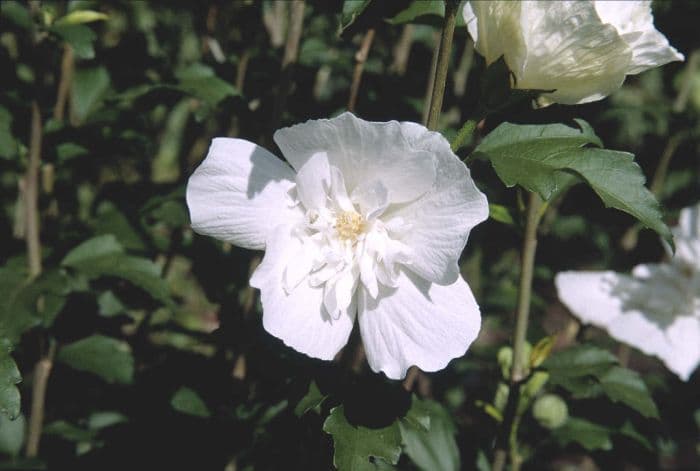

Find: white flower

[186,112,489,379]
[556,203,700,381]
[463,0,684,105]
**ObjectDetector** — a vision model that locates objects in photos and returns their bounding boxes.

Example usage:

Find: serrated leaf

[599,367,659,419]
[323,406,402,471]
[473,121,671,244]
[57,335,134,384]
[399,399,459,471]
[51,24,97,59]
[170,387,211,418]
[294,381,326,417]
[54,10,108,26]
[0,348,21,420]
[555,417,612,451]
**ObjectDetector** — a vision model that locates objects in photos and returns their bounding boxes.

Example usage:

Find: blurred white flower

[463,0,684,105]
[556,204,700,381]
[186,112,488,379]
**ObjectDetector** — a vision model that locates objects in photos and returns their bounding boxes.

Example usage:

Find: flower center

[334,211,365,241]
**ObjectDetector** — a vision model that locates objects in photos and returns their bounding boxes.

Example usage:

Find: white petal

[593,0,684,75]
[555,271,700,381]
[351,180,389,220]
[673,203,700,270]
[386,122,488,285]
[517,0,633,105]
[358,270,481,380]
[274,112,437,204]
[295,151,330,211]
[186,138,299,250]
[464,1,526,68]
[250,225,355,360]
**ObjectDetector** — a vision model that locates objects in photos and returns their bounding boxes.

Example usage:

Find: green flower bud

[532,394,568,429]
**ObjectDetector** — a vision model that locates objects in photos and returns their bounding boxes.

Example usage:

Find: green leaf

[387,1,444,25]
[0,346,21,420]
[170,387,211,418]
[93,202,146,251]
[399,399,459,471]
[54,10,108,26]
[599,367,659,419]
[1,1,32,29]
[542,344,617,380]
[323,406,402,471]
[87,411,128,430]
[51,24,97,59]
[0,413,25,456]
[473,121,672,244]
[56,142,88,162]
[401,395,431,432]
[44,420,95,442]
[488,204,515,226]
[70,66,111,122]
[340,1,373,33]
[555,417,612,451]
[294,381,326,417]
[97,291,125,317]
[0,106,17,159]
[62,235,170,303]
[57,335,134,384]
[618,421,653,450]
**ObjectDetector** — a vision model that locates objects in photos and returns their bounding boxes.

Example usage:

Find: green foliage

[323,406,402,471]
[0,413,25,456]
[473,120,672,244]
[294,381,327,417]
[555,417,612,451]
[57,335,134,384]
[0,347,21,420]
[543,345,659,418]
[399,399,460,471]
[170,387,211,418]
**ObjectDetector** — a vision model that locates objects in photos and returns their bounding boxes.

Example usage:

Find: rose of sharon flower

[463,0,684,105]
[186,113,489,379]
[556,203,700,381]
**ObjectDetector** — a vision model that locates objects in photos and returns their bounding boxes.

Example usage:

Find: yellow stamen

[335,211,365,241]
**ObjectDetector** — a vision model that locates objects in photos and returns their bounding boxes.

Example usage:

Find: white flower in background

[186,113,489,379]
[463,0,684,105]
[556,203,700,381]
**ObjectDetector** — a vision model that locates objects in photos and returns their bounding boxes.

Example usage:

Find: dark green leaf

[1,1,32,29]
[170,387,211,418]
[473,121,671,243]
[0,106,17,159]
[44,420,95,442]
[56,142,88,162]
[599,366,659,418]
[0,413,25,456]
[294,381,326,417]
[618,421,653,450]
[57,335,134,384]
[0,346,21,420]
[70,66,111,122]
[340,1,373,33]
[401,395,431,432]
[323,406,402,471]
[97,291,125,317]
[62,235,170,303]
[488,204,516,226]
[555,417,612,451]
[399,399,459,471]
[93,202,146,251]
[51,24,97,59]
[87,411,128,430]
[542,344,617,379]
[387,1,443,25]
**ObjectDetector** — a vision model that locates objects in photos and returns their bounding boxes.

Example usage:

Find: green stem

[510,192,542,383]
[451,119,477,152]
[425,0,458,131]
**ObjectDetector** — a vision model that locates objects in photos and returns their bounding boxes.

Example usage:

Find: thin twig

[269,0,305,138]
[347,28,375,112]
[390,24,414,76]
[425,0,458,131]
[53,45,74,121]
[402,367,419,392]
[25,342,56,457]
[25,102,42,278]
[421,31,440,126]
